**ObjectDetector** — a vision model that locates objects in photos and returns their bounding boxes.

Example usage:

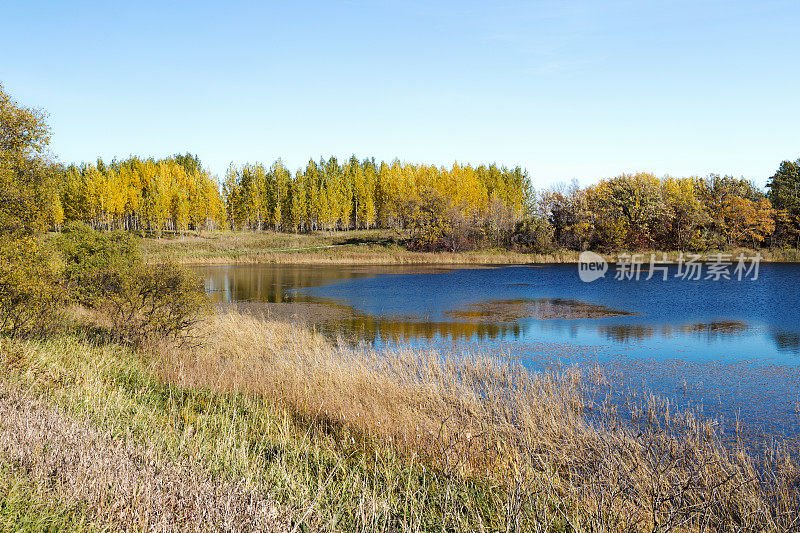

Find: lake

[194,262,800,443]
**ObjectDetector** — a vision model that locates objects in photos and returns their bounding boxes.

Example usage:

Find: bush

[96,261,208,346]
[0,235,65,339]
[54,223,207,346]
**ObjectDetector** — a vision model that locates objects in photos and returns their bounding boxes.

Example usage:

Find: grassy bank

[1,310,798,531]
[136,230,551,265]
[137,230,800,265]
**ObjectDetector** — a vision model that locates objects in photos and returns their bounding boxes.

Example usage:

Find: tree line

[221,160,800,252]
[47,153,533,249]
[4,81,800,252]
[58,154,225,236]
[533,172,790,252]
[221,157,531,248]
[45,155,800,253]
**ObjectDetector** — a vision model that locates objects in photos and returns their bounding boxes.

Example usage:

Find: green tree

[768,159,800,211]
[767,159,800,247]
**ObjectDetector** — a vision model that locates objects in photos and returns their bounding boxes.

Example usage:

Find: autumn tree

[539,181,591,250]
[57,155,223,236]
[659,177,708,249]
[721,196,776,248]
[0,82,62,234]
[0,83,65,337]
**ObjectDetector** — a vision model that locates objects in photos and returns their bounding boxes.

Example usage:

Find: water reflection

[328,317,525,343]
[773,331,800,355]
[681,321,750,335]
[598,324,657,342]
[597,321,754,343]
[199,264,375,303]
[195,263,800,356]
[198,264,483,304]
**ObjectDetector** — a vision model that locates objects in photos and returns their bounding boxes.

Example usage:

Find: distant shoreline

[137,230,800,266]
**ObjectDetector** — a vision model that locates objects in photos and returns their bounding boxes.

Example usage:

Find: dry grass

[136,230,578,265]
[162,311,800,531]
[162,312,586,473]
[136,229,800,266]
[0,390,289,531]
[2,309,799,531]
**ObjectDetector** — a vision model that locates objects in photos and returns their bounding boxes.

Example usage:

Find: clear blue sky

[2,0,798,188]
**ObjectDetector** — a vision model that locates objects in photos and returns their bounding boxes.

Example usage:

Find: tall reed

[161,311,800,531]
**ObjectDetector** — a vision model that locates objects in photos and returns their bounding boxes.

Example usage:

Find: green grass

[0,475,94,533]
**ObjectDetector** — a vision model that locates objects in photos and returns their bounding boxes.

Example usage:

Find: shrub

[0,235,65,339]
[54,223,207,346]
[96,261,207,346]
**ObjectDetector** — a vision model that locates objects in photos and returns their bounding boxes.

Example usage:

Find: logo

[578,251,608,282]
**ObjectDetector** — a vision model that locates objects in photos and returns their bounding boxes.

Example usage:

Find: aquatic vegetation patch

[444,298,635,322]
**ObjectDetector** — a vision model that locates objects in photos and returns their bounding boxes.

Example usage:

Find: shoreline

[137,232,800,265]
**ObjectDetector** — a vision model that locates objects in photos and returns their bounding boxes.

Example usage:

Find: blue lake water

[195,263,800,441]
